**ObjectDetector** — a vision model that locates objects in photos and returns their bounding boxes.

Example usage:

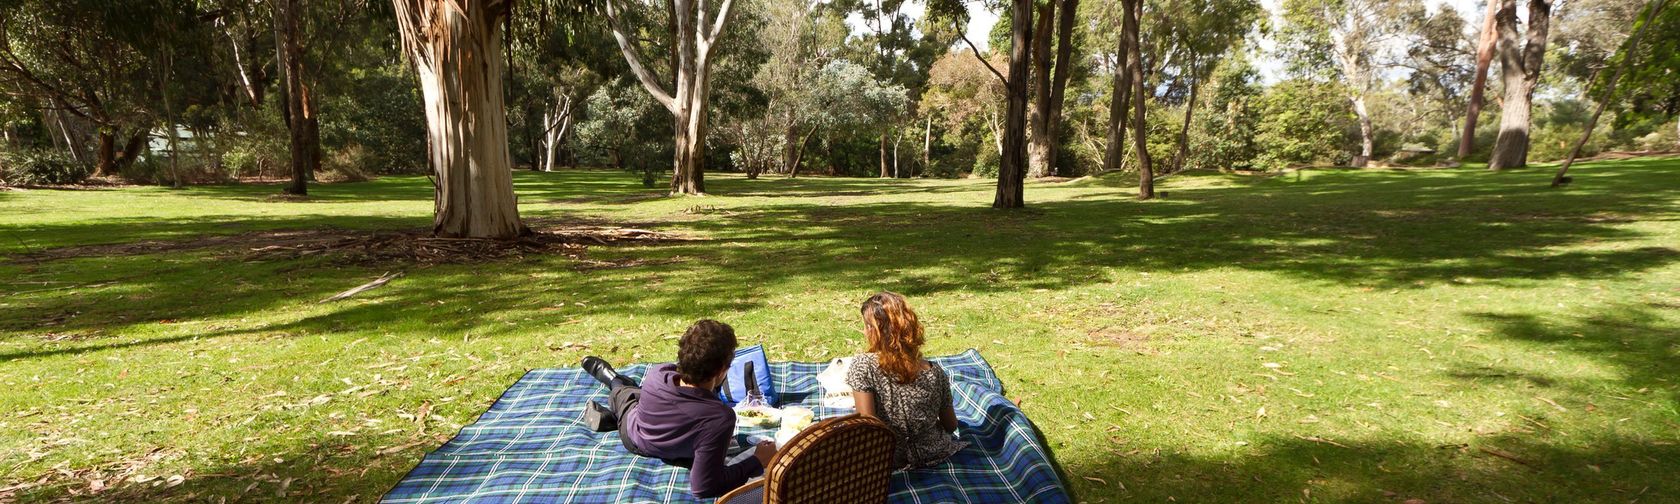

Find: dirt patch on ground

[7,222,693,265]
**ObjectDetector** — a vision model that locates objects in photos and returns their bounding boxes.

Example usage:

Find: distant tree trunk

[1457,0,1502,160]
[392,0,528,239]
[95,131,117,176]
[1103,45,1130,173]
[893,133,902,178]
[787,124,816,178]
[112,131,147,173]
[604,0,735,195]
[1552,0,1669,186]
[1026,0,1055,178]
[993,0,1031,208]
[541,92,574,172]
[274,0,320,196]
[781,123,799,174]
[921,115,931,177]
[1173,77,1199,172]
[879,132,890,177]
[1046,0,1077,177]
[1351,95,1374,167]
[1124,0,1153,200]
[1488,0,1553,171]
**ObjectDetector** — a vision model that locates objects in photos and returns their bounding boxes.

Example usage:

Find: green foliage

[0,147,88,185]
[1253,79,1356,169]
[321,67,427,175]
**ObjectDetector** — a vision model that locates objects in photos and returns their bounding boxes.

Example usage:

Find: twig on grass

[320,272,402,303]
[1479,447,1537,469]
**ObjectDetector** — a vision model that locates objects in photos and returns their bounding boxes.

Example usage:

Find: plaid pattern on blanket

[383,349,1069,503]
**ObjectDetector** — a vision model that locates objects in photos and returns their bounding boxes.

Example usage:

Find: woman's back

[846,352,967,469]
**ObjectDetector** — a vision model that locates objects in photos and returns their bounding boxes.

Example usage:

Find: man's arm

[688,416,763,497]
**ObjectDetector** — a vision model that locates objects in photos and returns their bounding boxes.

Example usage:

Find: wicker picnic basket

[717,413,897,503]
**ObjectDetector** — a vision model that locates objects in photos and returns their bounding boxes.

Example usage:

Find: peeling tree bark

[1488,0,1553,171]
[994,0,1032,208]
[1124,0,1153,199]
[1104,41,1130,173]
[1045,0,1077,177]
[1026,0,1055,178]
[274,0,320,196]
[392,0,528,239]
[604,0,735,195]
[1457,0,1502,160]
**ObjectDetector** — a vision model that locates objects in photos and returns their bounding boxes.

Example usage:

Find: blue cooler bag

[717,345,778,407]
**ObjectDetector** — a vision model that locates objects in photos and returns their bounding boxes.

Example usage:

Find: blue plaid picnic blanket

[383,349,1070,503]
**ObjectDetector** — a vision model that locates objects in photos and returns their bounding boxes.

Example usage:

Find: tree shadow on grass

[1462,303,1680,406]
[5,160,1680,360]
[1064,433,1678,502]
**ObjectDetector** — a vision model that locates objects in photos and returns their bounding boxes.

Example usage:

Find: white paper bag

[816,357,855,409]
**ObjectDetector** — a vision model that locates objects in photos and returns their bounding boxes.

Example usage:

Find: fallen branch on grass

[321,272,403,303]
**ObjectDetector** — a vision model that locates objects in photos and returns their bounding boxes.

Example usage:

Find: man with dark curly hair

[581,319,775,497]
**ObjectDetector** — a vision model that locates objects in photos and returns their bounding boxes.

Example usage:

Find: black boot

[584,400,618,432]
[582,356,620,387]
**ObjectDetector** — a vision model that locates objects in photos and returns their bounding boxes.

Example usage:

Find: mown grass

[1,158,1677,503]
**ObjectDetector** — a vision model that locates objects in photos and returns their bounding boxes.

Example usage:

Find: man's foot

[584,400,618,432]
[581,356,619,387]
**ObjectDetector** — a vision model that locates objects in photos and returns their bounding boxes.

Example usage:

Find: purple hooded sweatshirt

[622,364,763,497]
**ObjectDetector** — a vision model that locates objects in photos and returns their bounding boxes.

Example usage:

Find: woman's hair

[677,319,737,385]
[860,291,925,384]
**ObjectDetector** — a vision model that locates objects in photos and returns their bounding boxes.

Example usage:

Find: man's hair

[677,319,737,385]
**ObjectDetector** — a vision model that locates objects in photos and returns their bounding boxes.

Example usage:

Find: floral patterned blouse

[845,352,968,469]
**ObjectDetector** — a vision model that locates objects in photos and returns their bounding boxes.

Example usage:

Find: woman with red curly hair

[846,292,967,469]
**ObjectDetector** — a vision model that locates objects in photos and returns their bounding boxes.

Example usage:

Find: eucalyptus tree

[1458,0,1501,159]
[1153,0,1262,173]
[602,0,739,195]
[932,0,1029,208]
[392,0,527,238]
[1281,0,1414,167]
[1486,0,1555,170]
[746,0,847,176]
[1399,5,1474,145]
[0,0,200,176]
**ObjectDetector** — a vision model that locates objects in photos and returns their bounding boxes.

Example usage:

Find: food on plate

[733,406,781,427]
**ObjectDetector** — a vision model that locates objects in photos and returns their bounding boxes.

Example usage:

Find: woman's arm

[937,364,958,431]
[852,390,877,417]
[938,399,958,431]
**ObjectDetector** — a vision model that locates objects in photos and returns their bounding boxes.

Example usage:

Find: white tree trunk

[604,0,734,195]
[1351,94,1374,167]
[393,0,526,239]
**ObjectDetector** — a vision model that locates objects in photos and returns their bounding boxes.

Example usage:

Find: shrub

[1,148,90,185]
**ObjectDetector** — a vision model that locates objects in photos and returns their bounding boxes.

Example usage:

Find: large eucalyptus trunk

[994,0,1032,208]
[605,0,735,195]
[1457,0,1502,159]
[392,0,527,239]
[1103,38,1130,173]
[275,0,319,195]
[1488,0,1553,171]
[1124,0,1153,200]
[1026,0,1055,178]
[1045,0,1078,177]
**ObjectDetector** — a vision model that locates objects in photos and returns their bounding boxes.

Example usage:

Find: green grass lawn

[2,158,1678,503]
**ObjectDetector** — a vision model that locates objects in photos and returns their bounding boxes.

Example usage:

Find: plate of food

[733,405,781,428]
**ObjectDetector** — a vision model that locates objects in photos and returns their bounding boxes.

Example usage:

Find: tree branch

[603,0,678,113]
[959,32,1008,87]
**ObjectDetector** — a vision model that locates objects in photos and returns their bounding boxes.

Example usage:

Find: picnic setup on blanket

[383,348,1070,503]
